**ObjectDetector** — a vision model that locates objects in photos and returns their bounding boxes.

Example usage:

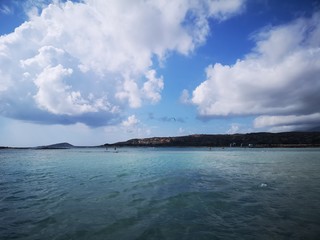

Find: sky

[0,0,319,147]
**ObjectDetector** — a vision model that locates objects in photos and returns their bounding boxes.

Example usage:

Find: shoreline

[2,131,320,149]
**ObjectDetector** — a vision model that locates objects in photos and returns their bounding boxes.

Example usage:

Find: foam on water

[259,183,268,188]
[1,148,320,239]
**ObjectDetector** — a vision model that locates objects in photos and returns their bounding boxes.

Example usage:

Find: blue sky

[0,0,319,147]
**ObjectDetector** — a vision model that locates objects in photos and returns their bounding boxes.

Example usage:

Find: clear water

[1,148,320,239]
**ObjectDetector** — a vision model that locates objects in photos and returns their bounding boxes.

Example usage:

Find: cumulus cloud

[104,114,152,138]
[180,89,191,104]
[142,70,164,104]
[190,12,320,131]
[227,123,240,134]
[122,115,140,128]
[0,0,245,126]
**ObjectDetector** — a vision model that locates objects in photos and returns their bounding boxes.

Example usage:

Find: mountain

[0,146,11,149]
[37,142,74,149]
[104,132,320,148]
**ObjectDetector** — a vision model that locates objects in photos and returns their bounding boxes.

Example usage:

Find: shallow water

[1,148,320,239]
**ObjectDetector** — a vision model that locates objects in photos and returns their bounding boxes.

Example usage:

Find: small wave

[3,195,20,202]
[117,173,129,178]
[0,207,9,213]
[259,183,268,188]
[89,174,103,180]
[106,191,120,199]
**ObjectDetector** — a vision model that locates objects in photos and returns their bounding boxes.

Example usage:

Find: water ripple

[1,148,320,239]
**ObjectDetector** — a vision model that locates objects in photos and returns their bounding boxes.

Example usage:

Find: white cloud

[191,12,320,130]
[33,64,110,115]
[142,70,164,103]
[116,77,142,108]
[104,114,152,140]
[122,115,140,128]
[178,127,186,135]
[0,0,245,126]
[180,89,191,104]
[208,0,245,20]
[227,123,240,134]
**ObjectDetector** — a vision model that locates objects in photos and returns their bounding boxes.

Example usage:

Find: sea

[1,147,320,240]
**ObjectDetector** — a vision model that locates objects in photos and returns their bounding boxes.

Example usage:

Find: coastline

[105,132,320,148]
[2,131,320,149]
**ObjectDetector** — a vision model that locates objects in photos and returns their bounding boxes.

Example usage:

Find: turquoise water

[1,148,320,239]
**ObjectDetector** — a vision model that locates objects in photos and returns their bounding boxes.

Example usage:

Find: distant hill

[37,142,74,149]
[0,146,29,150]
[105,132,320,148]
[0,146,10,149]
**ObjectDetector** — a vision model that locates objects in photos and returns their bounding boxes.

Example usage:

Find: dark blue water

[1,148,320,239]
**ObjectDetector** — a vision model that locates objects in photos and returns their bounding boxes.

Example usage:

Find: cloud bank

[190,12,320,131]
[0,0,245,126]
